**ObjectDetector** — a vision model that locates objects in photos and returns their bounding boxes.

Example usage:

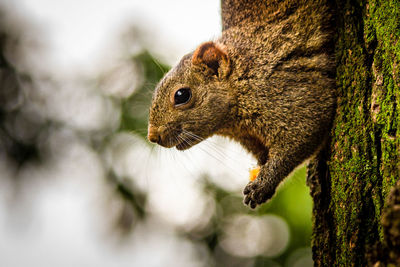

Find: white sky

[13,0,221,72]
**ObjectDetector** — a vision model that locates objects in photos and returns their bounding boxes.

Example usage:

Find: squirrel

[147,0,336,208]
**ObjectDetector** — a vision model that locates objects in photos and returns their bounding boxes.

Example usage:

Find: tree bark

[307,0,400,266]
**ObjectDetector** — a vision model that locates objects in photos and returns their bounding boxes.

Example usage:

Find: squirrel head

[148,41,234,150]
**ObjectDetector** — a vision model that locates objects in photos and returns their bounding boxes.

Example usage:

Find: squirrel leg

[243,148,303,208]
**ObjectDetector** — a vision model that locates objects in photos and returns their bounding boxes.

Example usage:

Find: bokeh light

[220,214,290,258]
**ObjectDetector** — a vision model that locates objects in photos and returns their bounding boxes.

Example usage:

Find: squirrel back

[148,0,336,208]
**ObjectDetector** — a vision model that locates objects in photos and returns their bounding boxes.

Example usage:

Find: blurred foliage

[120,51,169,139]
[256,167,312,265]
[107,170,147,234]
[0,11,44,167]
[0,6,149,235]
[100,50,170,232]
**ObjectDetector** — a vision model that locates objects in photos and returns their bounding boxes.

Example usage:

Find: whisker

[202,140,247,166]
[166,142,181,190]
[150,56,169,76]
[181,137,237,174]
[145,126,254,187]
[144,141,157,189]
[182,130,244,165]
[173,133,198,179]
[180,130,255,179]
[186,129,252,161]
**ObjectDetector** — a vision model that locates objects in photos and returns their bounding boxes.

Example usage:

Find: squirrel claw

[243,195,257,209]
[243,179,275,208]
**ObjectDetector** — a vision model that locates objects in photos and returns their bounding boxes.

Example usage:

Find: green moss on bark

[309,0,400,265]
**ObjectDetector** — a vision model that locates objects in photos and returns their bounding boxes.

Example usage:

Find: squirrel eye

[174,88,192,106]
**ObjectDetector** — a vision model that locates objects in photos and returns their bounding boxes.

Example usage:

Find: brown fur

[148,0,336,208]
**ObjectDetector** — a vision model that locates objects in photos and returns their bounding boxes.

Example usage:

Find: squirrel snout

[147,125,160,144]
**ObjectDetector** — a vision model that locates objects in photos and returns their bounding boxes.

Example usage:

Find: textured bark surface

[307,0,400,266]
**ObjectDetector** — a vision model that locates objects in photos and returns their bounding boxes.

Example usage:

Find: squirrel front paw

[243,179,276,209]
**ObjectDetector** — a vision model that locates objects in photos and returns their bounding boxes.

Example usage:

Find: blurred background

[0,0,313,266]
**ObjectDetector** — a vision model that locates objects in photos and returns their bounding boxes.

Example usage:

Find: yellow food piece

[249,167,260,181]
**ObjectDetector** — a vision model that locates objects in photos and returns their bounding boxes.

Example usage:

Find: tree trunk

[307,0,400,266]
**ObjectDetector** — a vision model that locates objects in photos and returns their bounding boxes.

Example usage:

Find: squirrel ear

[192,42,230,78]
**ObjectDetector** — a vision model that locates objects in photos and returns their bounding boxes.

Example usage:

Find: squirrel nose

[147,125,160,144]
